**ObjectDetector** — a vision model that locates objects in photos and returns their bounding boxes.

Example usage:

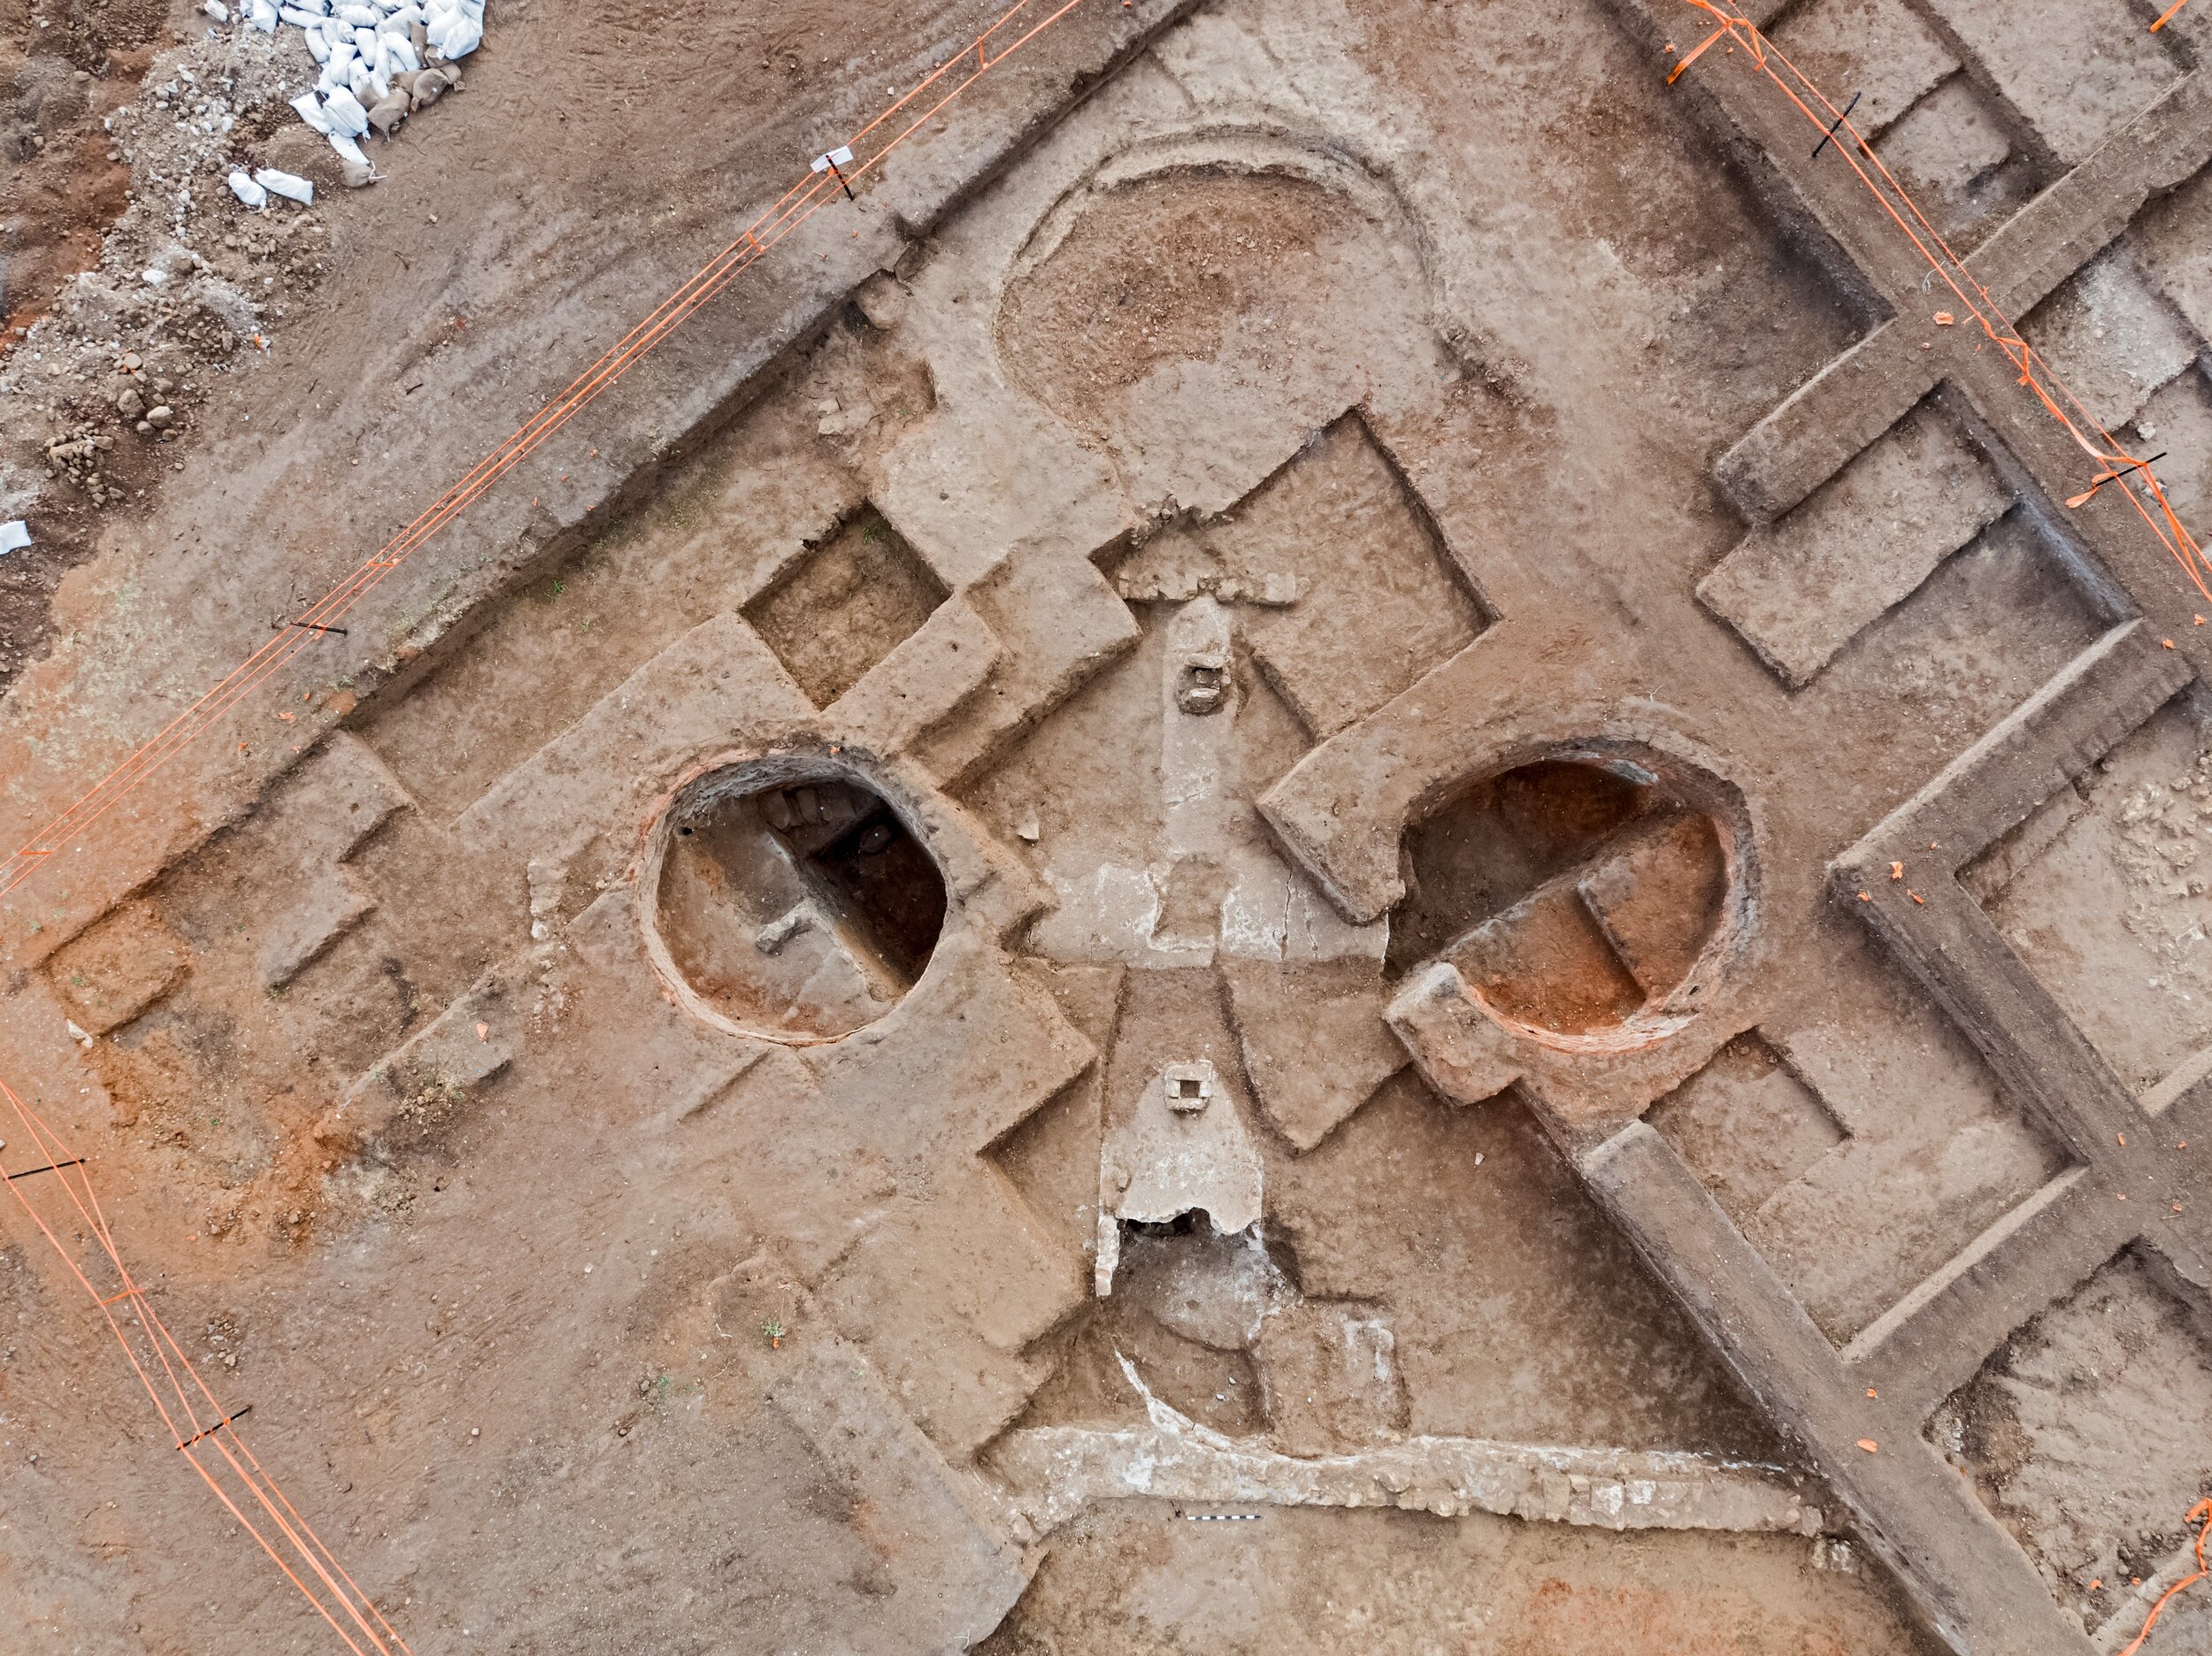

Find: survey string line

[1669,0,2212,607]
[0,1077,412,1652]
[1666,10,2212,1649]
[0,0,1102,912]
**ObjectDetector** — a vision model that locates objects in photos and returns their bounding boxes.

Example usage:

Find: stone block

[1646,1032,1845,1224]
[2019,247,2198,433]
[455,613,814,872]
[44,899,188,1036]
[751,1320,1025,1644]
[257,862,376,990]
[1222,417,1488,739]
[2130,165,2212,343]
[1699,403,2008,687]
[829,594,1002,759]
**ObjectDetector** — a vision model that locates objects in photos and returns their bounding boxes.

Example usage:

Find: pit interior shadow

[657,775,947,1040]
[1388,759,1727,1037]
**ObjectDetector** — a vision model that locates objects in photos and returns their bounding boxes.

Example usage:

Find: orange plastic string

[2119,1499,2212,1654]
[0,1078,411,1652]
[0,0,1104,914]
[1670,0,2212,607]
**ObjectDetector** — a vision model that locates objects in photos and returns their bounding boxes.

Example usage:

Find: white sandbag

[321,84,369,136]
[203,1,230,21]
[248,0,277,27]
[427,6,480,57]
[0,521,30,556]
[289,89,334,131]
[327,131,368,166]
[255,166,315,203]
[382,3,422,24]
[370,34,393,76]
[226,168,267,208]
[384,33,419,72]
[365,68,391,103]
[282,6,325,27]
[335,2,378,22]
[346,56,374,97]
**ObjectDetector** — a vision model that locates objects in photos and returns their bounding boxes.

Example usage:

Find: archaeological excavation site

[9,0,2212,1649]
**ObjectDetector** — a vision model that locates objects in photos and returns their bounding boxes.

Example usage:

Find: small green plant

[761,1319,786,1349]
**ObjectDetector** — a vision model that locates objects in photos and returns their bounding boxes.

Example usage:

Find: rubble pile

[0,0,486,561]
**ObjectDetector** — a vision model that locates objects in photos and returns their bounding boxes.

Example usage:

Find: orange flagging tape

[0,1077,414,1655]
[0,0,1102,917]
[0,2,1107,1646]
[1667,19,2212,1652]
[2152,0,2194,32]
[1667,0,2212,612]
[2119,1499,2212,1654]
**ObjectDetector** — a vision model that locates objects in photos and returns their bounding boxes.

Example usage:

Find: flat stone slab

[1699,404,2008,687]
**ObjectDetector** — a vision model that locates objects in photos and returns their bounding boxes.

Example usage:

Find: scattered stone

[755,906,814,956]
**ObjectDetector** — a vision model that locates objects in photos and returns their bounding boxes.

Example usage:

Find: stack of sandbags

[214,0,481,194]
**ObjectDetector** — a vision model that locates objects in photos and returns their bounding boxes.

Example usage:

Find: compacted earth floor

[3,0,2212,1652]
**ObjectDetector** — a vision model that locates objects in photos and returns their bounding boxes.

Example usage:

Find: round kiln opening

[1389,750,1742,1044]
[646,764,947,1043]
